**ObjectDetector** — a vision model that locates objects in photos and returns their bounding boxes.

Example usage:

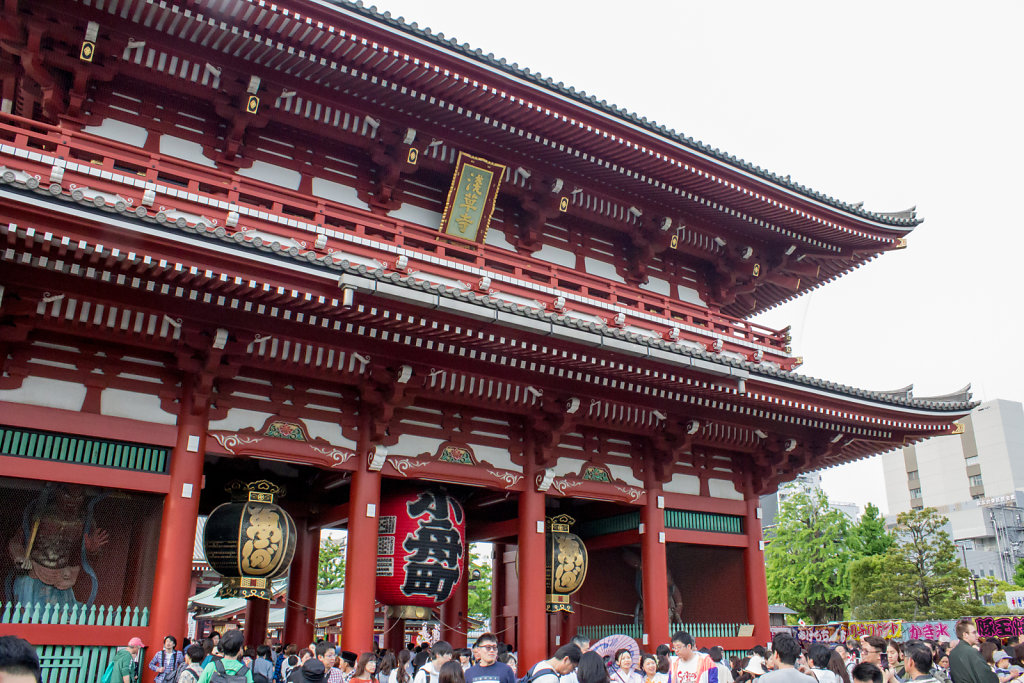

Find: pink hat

[128,637,146,647]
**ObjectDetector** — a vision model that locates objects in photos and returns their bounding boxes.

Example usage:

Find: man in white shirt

[561,637,591,683]
[527,645,582,683]
[669,632,712,683]
[414,642,454,683]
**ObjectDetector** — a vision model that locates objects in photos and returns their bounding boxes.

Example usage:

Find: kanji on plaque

[439,152,505,244]
[375,490,466,607]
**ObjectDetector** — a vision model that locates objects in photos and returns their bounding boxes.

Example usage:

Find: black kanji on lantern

[400,492,464,601]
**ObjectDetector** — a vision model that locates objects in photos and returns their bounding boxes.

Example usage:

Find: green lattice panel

[37,645,121,683]
[575,511,641,538]
[0,426,168,473]
[664,509,744,534]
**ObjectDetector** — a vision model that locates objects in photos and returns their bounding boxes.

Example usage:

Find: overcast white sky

[362,0,1024,514]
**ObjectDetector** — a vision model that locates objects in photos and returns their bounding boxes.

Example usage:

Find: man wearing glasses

[861,638,887,670]
[949,618,998,683]
[466,634,516,683]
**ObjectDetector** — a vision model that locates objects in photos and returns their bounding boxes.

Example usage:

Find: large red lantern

[376,490,466,618]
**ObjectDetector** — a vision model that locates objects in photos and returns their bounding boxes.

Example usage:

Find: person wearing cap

[111,637,146,683]
[339,651,358,682]
[198,630,253,683]
[299,658,330,683]
[995,652,1022,683]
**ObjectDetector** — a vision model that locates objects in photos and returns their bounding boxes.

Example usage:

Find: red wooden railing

[0,112,795,368]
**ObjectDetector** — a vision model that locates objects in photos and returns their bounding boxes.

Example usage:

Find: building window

[966,456,980,467]
[908,469,920,481]
[973,493,985,500]
[910,488,922,499]
[969,474,984,487]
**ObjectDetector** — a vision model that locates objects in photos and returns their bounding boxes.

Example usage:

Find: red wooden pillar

[148,376,208,671]
[641,460,670,649]
[743,471,770,644]
[490,542,507,642]
[341,455,381,653]
[244,598,269,647]
[283,515,319,646]
[517,450,546,674]
[441,570,469,647]
[384,614,406,653]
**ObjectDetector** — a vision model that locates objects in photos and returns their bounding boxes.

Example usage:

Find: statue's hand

[85,528,110,552]
[17,557,32,571]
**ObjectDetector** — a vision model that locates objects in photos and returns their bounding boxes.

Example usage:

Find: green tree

[1014,558,1024,588]
[318,534,346,590]
[850,503,895,558]
[849,507,972,620]
[765,488,853,623]
[466,548,493,620]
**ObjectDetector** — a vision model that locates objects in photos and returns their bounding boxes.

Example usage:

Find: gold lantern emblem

[546,514,588,613]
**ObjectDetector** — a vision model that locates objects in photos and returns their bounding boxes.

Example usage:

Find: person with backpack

[253,646,276,683]
[414,643,454,683]
[524,644,583,683]
[175,645,207,683]
[151,636,185,683]
[465,634,515,683]
[107,637,146,683]
[197,630,253,683]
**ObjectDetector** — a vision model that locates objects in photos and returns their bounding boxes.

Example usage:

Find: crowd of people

[0,617,1017,683]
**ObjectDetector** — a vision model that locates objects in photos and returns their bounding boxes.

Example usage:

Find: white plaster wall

[551,457,585,478]
[708,478,743,500]
[237,161,301,190]
[303,419,357,450]
[470,444,519,471]
[101,388,177,425]
[82,118,149,148]
[484,225,515,251]
[311,177,370,210]
[208,408,275,432]
[0,376,86,412]
[390,203,443,230]
[584,257,626,284]
[663,472,700,495]
[607,464,643,488]
[533,244,575,268]
[639,276,671,296]
[390,433,444,458]
[678,284,705,306]
[159,135,217,168]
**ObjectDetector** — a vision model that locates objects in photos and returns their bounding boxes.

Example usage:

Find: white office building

[883,399,1024,580]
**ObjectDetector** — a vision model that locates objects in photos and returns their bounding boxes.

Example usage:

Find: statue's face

[54,487,84,511]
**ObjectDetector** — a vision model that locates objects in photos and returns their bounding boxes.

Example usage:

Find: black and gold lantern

[203,480,297,600]
[545,514,588,612]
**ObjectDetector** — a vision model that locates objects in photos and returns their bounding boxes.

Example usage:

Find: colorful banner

[976,616,1024,638]
[847,620,903,639]
[903,621,955,640]
[795,624,848,643]
[439,152,505,244]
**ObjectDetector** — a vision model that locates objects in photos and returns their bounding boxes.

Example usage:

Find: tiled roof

[325,1,920,228]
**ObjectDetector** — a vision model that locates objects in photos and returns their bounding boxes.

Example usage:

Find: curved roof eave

[316,0,923,231]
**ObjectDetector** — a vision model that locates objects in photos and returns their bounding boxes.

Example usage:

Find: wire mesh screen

[0,477,163,618]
